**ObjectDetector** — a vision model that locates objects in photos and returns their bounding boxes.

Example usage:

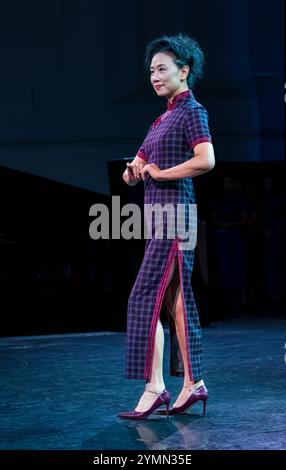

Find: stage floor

[0,317,285,450]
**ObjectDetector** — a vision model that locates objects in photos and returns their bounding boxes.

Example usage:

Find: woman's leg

[146,318,165,390]
[135,318,166,412]
[171,286,200,407]
[168,285,208,407]
[170,285,194,389]
[164,258,205,406]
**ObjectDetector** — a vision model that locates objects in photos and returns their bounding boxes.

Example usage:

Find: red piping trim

[178,249,194,381]
[137,150,148,161]
[190,136,212,149]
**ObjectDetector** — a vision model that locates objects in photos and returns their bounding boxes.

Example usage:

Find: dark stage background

[0,0,285,335]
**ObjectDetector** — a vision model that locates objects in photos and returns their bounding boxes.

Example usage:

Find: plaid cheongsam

[125,89,212,382]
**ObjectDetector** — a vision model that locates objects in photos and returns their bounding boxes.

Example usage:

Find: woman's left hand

[140,163,163,181]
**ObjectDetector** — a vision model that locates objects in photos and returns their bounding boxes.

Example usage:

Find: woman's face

[150,52,189,98]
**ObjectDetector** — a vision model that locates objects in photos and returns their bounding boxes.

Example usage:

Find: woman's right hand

[126,162,144,184]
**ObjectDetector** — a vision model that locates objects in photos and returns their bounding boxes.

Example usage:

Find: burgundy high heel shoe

[156,381,208,416]
[118,389,171,420]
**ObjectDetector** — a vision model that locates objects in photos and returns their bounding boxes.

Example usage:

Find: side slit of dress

[144,238,194,382]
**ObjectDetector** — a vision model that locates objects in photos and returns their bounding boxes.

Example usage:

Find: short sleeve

[136,123,153,162]
[137,145,148,161]
[184,105,212,151]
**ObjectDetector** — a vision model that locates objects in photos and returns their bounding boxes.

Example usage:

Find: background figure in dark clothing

[258,177,285,302]
[212,176,247,310]
[243,184,260,304]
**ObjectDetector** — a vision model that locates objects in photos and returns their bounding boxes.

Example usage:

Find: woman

[118,34,215,420]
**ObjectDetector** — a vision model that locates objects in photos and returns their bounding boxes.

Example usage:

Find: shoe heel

[202,398,207,416]
[166,402,170,417]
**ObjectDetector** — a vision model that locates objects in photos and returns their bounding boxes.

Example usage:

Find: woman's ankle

[183,379,204,391]
[194,379,204,389]
[145,382,165,393]
[183,380,195,389]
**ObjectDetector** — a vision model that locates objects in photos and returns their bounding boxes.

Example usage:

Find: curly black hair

[144,33,205,89]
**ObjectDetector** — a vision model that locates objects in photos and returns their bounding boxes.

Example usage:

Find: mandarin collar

[167,89,192,110]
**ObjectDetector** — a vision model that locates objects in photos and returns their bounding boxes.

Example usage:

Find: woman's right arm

[122,155,147,186]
